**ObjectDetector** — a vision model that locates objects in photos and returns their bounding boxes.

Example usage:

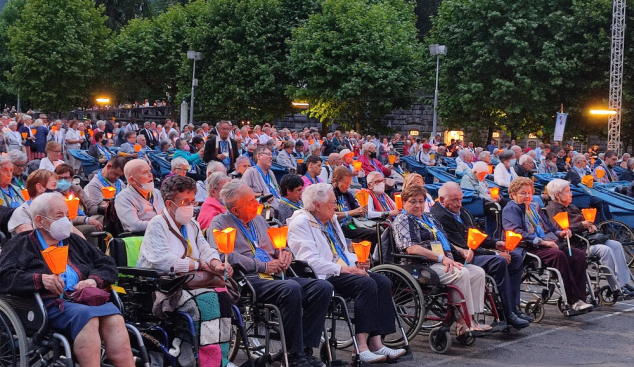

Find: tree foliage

[181,0,295,123]
[287,0,424,132]
[7,0,110,113]
[426,0,615,142]
[0,0,25,107]
[95,0,152,31]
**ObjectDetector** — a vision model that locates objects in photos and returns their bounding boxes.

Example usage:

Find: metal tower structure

[608,0,626,154]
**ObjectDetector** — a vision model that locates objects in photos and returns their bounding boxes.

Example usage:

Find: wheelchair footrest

[489,320,510,333]
[563,308,592,317]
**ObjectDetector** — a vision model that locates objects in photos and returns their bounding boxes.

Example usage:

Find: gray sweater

[83,173,127,216]
[114,186,165,233]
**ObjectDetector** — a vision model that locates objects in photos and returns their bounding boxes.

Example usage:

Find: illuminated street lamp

[292,101,310,109]
[95,97,110,104]
[589,109,617,115]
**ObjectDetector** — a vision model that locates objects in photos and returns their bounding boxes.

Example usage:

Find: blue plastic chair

[68,149,99,174]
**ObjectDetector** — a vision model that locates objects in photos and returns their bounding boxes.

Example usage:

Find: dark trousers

[529,246,587,305]
[327,272,395,337]
[248,276,333,353]
[471,250,523,316]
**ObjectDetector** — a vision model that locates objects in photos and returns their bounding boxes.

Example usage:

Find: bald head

[438,182,463,214]
[123,159,154,192]
[511,145,522,159]
[328,152,342,167]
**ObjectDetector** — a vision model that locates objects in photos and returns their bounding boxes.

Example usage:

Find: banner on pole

[554,112,567,142]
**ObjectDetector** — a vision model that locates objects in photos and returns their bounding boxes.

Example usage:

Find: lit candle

[134,144,142,152]
[394,193,402,210]
[490,187,499,200]
[21,189,29,201]
[352,240,372,263]
[101,186,116,199]
[65,194,80,220]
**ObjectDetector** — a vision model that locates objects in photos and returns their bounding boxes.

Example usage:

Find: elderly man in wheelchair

[544,178,634,299]
[0,193,135,367]
[288,183,407,364]
[209,179,333,367]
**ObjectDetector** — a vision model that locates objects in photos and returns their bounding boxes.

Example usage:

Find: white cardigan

[137,213,220,273]
[287,209,358,279]
[494,162,517,188]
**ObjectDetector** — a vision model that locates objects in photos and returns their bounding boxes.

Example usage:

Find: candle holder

[267,226,289,279]
[213,227,237,280]
[65,195,80,220]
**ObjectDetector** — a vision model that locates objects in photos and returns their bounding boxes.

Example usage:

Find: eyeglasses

[406,200,426,206]
[13,163,25,168]
[515,192,532,197]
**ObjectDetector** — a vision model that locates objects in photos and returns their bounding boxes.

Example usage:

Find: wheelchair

[370,222,508,354]
[0,232,150,367]
[106,233,244,367]
[595,220,634,267]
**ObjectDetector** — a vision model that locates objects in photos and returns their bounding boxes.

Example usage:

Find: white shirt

[137,213,220,273]
[39,157,64,172]
[7,201,31,236]
[494,162,517,188]
[65,128,80,149]
[258,133,271,145]
[287,210,358,279]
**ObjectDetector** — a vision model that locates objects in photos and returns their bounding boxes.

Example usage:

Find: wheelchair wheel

[428,326,451,354]
[556,297,566,314]
[455,332,475,346]
[371,265,425,347]
[228,318,285,364]
[524,300,544,323]
[421,292,448,332]
[0,299,28,367]
[599,285,618,306]
[596,220,634,267]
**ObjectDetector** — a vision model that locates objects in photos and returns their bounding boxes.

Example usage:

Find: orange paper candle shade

[581,175,594,188]
[79,131,85,137]
[394,193,403,210]
[297,159,304,164]
[565,157,571,163]
[267,226,289,250]
[581,208,597,223]
[31,129,36,136]
[591,158,595,166]
[596,168,605,179]
[51,126,57,133]
[467,228,488,250]
[101,186,116,199]
[553,211,570,230]
[213,227,236,254]
[41,245,69,275]
[257,204,264,215]
[134,144,142,152]
[353,161,362,171]
[352,240,372,263]
[21,132,27,139]
[430,154,435,161]
[65,195,80,220]
[89,130,94,137]
[309,139,314,144]
[356,189,370,207]
[21,189,29,201]
[488,165,493,174]
[490,187,500,200]
[388,155,396,165]
[505,231,523,251]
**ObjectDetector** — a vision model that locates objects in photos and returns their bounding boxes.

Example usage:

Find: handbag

[47,286,111,313]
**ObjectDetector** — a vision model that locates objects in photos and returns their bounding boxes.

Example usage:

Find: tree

[287,0,425,132]
[425,0,614,143]
[182,0,295,123]
[7,0,110,113]
[95,0,152,31]
[0,0,25,108]
[105,3,191,103]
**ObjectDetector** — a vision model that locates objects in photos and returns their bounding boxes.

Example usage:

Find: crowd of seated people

[0,116,633,366]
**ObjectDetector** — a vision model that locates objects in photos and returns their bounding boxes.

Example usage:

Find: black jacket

[139,128,157,148]
[514,164,533,179]
[619,169,634,183]
[203,137,239,172]
[430,204,496,262]
[0,232,118,300]
[564,169,583,186]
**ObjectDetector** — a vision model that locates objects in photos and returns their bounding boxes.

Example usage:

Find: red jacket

[358,155,391,177]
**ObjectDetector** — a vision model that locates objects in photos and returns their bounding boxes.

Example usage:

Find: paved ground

[394,300,634,367]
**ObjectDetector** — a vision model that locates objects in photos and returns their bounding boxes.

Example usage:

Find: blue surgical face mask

[57,179,71,192]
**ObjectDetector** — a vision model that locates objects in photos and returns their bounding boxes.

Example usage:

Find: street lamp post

[187,51,201,129]
[429,44,447,138]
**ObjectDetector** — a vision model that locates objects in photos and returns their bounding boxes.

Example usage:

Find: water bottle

[411,267,419,280]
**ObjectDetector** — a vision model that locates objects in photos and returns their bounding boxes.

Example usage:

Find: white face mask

[372,182,385,194]
[43,216,72,241]
[133,177,154,193]
[171,201,194,224]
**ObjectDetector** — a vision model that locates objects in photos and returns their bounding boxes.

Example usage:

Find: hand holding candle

[355,189,370,219]
[466,228,487,264]
[101,186,116,199]
[267,226,289,279]
[41,245,69,275]
[581,208,597,223]
[490,187,499,200]
[213,227,237,279]
[352,240,372,263]
[553,211,572,256]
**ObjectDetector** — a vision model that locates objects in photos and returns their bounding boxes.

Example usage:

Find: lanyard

[98,145,111,160]
[370,159,381,172]
[229,212,259,250]
[255,165,279,198]
[312,214,350,266]
[305,173,321,185]
[525,205,546,237]
[179,225,194,258]
[281,198,302,210]
[97,170,121,194]
[12,177,25,190]
[507,168,514,182]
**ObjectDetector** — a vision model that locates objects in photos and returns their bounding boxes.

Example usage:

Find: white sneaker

[358,350,387,364]
[372,346,407,360]
[572,300,593,312]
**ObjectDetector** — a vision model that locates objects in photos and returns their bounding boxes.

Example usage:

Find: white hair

[8,149,27,163]
[518,154,533,165]
[478,151,491,161]
[366,171,383,184]
[308,144,321,155]
[22,115,32,121]
[219,179,249,210]
[302,183,333,212]
[206,161,227,176]
[362,142,376,152]
[571,154,585,166]
[206,172,231,196]
[438,181,461,199]
[546,178,570,200]
[171,157,189,170]
[29,192,65,223]
[0,156,12,167]
[472,161,489,173]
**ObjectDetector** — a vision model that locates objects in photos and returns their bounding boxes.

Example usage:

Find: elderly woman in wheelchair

[137,175,235,367]
[0,193,135,367]
[544,179,634,299]
[502,177,594,314]
[392,184,489,336]
[288,183,406,364]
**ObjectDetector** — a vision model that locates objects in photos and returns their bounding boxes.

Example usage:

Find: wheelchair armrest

[91,231,107,238]
[117,266,164,278]
[289,260,317,279]
[392,253,436,264]
[524,251,543,273]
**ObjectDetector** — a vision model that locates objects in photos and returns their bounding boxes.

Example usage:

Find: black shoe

[621,287,634,297]
[288,353,312,367]
[624,284,634,292]
[515,309,535,323]
[506,312,529,329]
[304,354,326,367]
